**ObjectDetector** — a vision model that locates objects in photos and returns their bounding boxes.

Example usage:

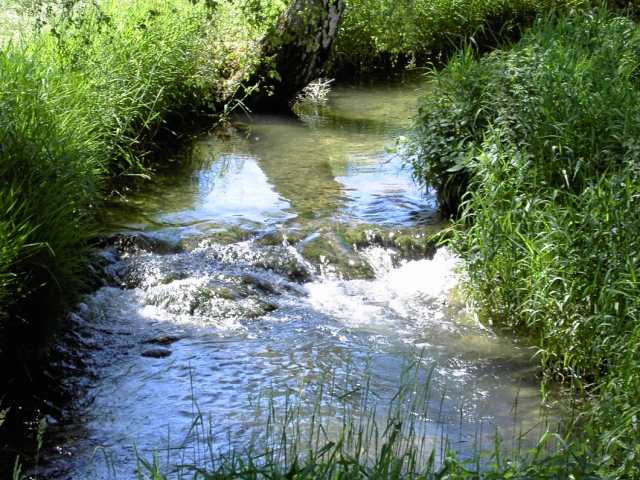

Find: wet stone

[240,273,281,294]
[337,224,443,261]
[199,242,312,282]
[124,254,195,289]
[180,226,257,251]
[141,278,278,321]
[255,228,308,247]
[105,232,183,255]
[241,299,278,318]
[211,285,247,301]
[141,348,172,359]
[159,271,191,285]
[143,335,184,346]
[86,248,123,290]
[297,233,375,280]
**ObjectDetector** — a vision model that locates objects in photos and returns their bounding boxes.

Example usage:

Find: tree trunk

[248,0,345,112]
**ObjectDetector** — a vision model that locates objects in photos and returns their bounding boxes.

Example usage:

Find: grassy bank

[0,0,276,356]
[413,8,640,477]
[330,0,576,75]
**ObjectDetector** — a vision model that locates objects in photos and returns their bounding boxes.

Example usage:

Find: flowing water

[43,77,554,478]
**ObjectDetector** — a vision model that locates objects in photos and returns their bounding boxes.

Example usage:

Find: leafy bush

[415,9,640,214]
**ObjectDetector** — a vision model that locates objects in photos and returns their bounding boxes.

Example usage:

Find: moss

[338,224,445,260]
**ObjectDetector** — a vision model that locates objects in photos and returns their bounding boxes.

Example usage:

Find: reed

[413,7,640,476]
[0,0,274,352]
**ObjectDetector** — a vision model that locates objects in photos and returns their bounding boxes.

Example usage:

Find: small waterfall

[306,247,461,330]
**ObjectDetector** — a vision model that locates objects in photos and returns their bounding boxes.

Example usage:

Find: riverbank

[0,0,271,471]
[413,6,640,477]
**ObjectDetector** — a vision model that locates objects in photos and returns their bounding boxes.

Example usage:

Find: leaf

[0,408,9,428]
[446,162,467,173]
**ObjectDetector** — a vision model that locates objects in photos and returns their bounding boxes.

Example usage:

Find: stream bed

[43,76,555,479]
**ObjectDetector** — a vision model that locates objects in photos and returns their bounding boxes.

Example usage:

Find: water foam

[306,247,461,330]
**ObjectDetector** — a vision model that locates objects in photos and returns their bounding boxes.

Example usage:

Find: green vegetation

[331,0,571,74]
[5,0,640,478]
[414,8,640,477]
[129,365,588,480]
[0,0,276,350]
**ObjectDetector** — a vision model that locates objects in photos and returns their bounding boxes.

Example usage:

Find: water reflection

[106,76,435,232]
[159,154,293,228]
[246,115,348,220]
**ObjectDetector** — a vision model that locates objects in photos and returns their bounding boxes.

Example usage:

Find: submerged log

[248,0,345,111]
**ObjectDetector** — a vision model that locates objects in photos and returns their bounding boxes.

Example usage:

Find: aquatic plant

[295,78,335,106]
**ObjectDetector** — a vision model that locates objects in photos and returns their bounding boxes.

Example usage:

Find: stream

[42,76,554,479]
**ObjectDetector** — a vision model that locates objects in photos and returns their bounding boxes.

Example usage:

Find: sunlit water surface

[44,77,554,479]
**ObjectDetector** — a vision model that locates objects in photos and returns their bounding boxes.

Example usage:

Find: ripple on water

[42,78,555,479]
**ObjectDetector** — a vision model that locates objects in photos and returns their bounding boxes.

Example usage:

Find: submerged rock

[297,232,375,280]
[141,348,172,358]
[143,335,183,346]
[180,226,257,251]
[209,285,247,301]
[85,248,124,290]
[338,224,444,261]
[103,232,183,255]
[240,272,281,294]
[197,241,312,282]
[255,228,308,247]
[141,277,279,323]
[255,225,446,280]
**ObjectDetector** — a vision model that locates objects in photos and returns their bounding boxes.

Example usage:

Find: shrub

[414,9,640,216]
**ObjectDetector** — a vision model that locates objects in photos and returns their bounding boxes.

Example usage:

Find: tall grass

[413,8,640,476]
[0,0,279,353]
[121,364,591,480]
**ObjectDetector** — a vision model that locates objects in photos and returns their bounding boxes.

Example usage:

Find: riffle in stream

[43,77,555,478]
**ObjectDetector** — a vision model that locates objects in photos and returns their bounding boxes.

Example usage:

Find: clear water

[44,77,554,479]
